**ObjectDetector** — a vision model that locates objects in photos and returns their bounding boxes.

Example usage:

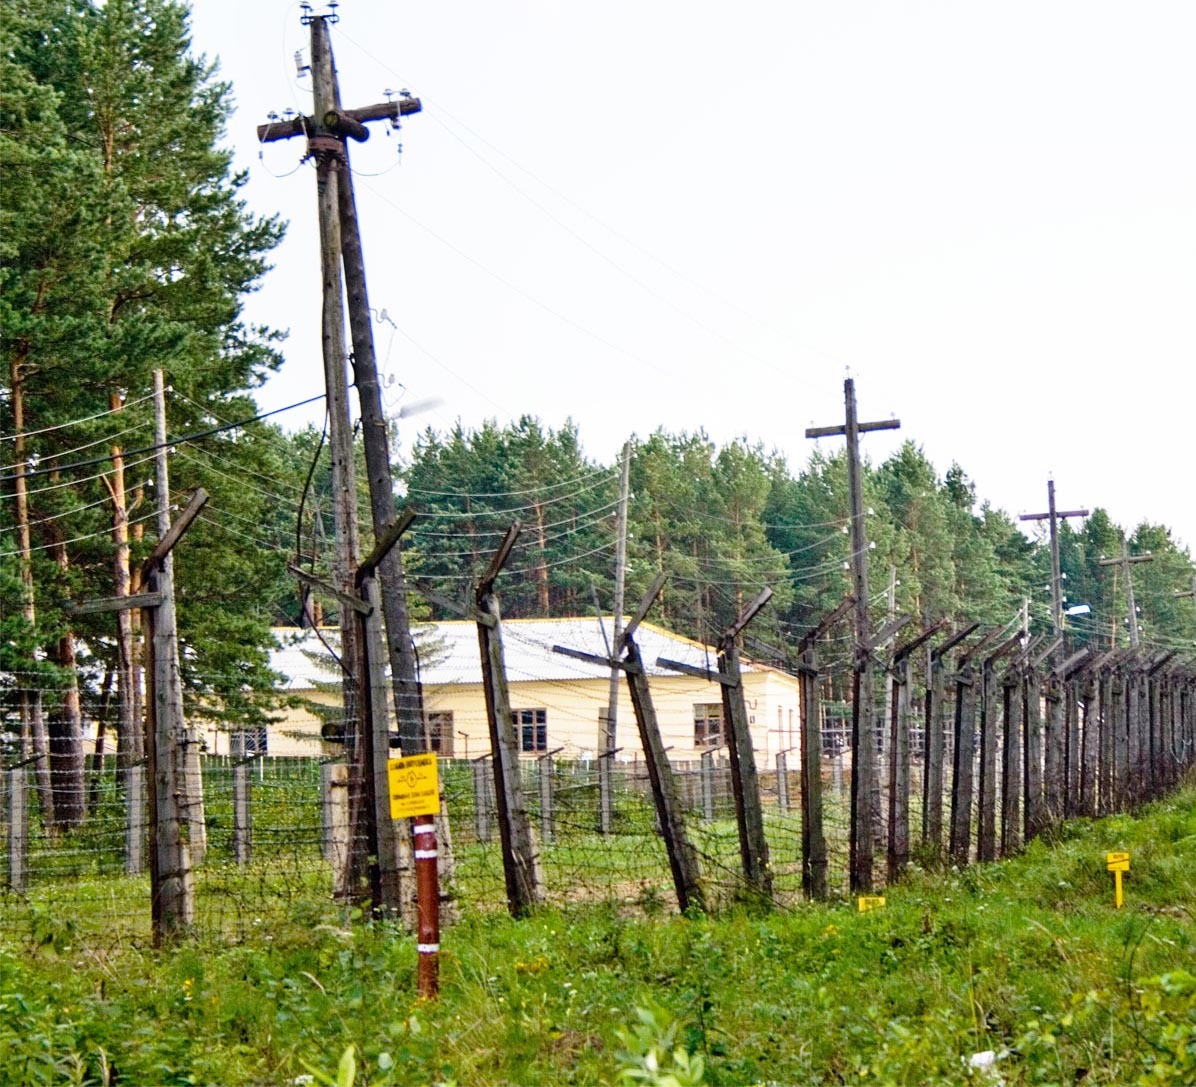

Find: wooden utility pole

[1019,481,1088,646]
[806,378,899,893]
[259,12,424,754]
[599,440,631,833]
[1099,539,1153,648]
[152,375,207,865]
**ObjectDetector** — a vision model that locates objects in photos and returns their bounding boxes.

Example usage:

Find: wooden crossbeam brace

[414,586,494,627]
[478,522,521,595]
[656,657,732,686]
[720,587,773,647]
[1051,646,1093,680]
[893,618,949,663]
[931,621,981,662]
[959,625,1005,664]
[550,643,640,673]
[68,591,163,615]
[796,595,855,654]
[985,630,1026,667]
[139,488,208,581]
[288,563,372,616]
[622,571,668,645]
[1148,649,1179,677]
[355,507,416,587]
[1030,636,1064,671]
[862,614,913,655]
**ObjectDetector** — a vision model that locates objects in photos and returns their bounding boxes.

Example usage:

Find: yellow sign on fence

[387,754,440,820]
[857,896,886,913]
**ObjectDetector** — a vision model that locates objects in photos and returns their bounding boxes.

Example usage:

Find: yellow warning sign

[857,896,886,913]
[388,754,440,820]
[1106,851,1130,872]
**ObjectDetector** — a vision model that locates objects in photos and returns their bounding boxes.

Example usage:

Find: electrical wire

[0,392,156,443]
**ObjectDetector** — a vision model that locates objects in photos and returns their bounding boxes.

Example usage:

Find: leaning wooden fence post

[1044,647,1091,829]
[1000,635,1041,857]
[775,751,791,814]
[660,587,775,902]
[796,597,853,900]
[978,632,1023,863]
[1023,637,1060,842]
[923,624,976,861]
[887,621,944,882]
[555,572,705,914]
[717,591,775,901]
[476,524,544,916]
[949,627,1001,867]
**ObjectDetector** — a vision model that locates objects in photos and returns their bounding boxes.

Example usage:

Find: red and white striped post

[413,818,439,998]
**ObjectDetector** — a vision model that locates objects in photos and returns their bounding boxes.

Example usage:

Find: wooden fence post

[233,757,252,866]
[538,751,557,846]
[775,751,790,814]
[6,764,28,893]
[1000,662,1023,857]
[476,524,544,916]
[978,633,1023,863]
[796,597,853,900]
[555,572,705,914]
[887,621,945,882]
[322,761,351,896]
[124,761,145,876]
[700,750,715,820]
[923,624,977,861]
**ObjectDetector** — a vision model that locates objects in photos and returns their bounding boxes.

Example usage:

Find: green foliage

[1,786,1192,1085]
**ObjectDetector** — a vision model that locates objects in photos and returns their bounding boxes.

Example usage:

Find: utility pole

[152,372,206,865]
[599,440,631,833]
[1099,538,1153,648]
[258,10,424,754]
[806,378,899,893]
[1019,480,1088,645]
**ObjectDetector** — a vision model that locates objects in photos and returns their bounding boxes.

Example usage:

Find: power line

[0,393,325,483]
[0,392,156,443]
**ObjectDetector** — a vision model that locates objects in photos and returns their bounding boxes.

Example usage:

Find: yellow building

[262,618,804,764]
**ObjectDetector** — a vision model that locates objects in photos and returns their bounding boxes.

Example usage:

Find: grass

[1,781,1193,1085]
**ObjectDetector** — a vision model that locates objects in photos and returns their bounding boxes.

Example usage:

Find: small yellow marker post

[1106,851,1130,909]
[857,895,886,913]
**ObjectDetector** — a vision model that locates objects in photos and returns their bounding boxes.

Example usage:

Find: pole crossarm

[257,97,423,144]
[68,591,164,615]
[984,630,1027,667]
[804,419,901,438]
[139,488,208,581]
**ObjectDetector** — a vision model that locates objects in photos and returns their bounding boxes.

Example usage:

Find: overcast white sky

[188,1,1196,554]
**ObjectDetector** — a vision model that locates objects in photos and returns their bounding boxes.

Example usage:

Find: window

[694,703,723,748]
[231,727,267,756]
[513,708,547,753]
[427,711,454,756]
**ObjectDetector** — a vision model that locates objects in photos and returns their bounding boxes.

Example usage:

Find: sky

[187,1,1196,555]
